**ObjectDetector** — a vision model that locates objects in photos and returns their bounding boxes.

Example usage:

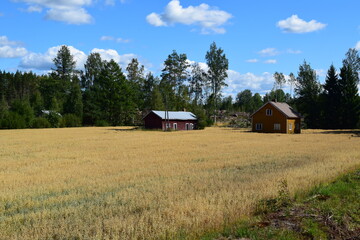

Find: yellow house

[251,101,301,134]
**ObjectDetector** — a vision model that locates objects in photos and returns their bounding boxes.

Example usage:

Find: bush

[31,117,51,128]
[60,114,82,128]
[0,112,26,129]
[46,111,61,128]
[95,120,109,127]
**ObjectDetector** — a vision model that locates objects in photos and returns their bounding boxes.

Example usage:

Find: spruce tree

[323,64,341,129]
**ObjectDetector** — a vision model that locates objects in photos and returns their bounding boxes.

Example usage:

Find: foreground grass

[0,127,359,239]
[205,169,360,240]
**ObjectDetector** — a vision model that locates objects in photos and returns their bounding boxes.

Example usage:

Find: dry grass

[0,127,359,239]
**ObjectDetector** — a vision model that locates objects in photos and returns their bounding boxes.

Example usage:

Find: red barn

[143,110,197,130]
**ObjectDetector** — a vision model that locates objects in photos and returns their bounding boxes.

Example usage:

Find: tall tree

[295,61,322,128]
[343,48,360,82]
[205,42,229,123]
[338,64,360,128]
[126,58,145,110]
[52,45,76,83]
[189,62,206,105]
[235,89,253,112]
[273,72,286,101]
[288,72,296,99]
[322,64,341,129]
[160,50,189,111]
[83,52,104,89]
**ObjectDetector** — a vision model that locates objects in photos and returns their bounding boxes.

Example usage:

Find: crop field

[1,127,360,239]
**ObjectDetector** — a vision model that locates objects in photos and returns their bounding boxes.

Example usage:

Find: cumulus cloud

[20,45,87,70]
[258,48,279,57]
[0,36,28,58]
[13,0,93,24]
[277,15,326,33]
[19,45,138,71]
[224,70,274,97]
[356,41,360,50]
[264,59,277,64]
[91,48,136,68]
[146,0,232,34]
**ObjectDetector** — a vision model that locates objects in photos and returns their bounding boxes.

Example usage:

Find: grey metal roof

[251,101,301,118]
[151,110,197,120]
[270,101,301,118]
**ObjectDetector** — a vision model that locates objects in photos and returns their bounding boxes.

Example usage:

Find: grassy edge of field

[199,167,360,240]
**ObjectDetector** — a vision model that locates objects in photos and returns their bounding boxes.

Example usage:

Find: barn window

[186,123,189,130]
[173,123,177,130]
[274,123,281,130]
[289,123,293,130]
[190,123,194,130]
[266,109,272,116]
[255,123,263,130]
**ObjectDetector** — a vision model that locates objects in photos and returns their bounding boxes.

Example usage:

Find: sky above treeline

[0,0,359,97]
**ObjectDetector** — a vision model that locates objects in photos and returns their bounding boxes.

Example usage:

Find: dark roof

[251,101,301,118]
[145,110,197,120]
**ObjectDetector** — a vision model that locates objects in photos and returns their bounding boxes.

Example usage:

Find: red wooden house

[251,101,301,134]
[143,110,197,130]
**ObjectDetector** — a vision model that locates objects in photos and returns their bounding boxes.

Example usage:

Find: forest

[0,42,359,129]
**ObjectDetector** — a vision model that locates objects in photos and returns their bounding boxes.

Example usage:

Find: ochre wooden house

[251,101,301,134]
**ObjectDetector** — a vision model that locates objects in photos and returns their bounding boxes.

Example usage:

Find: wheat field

[0,127,359,239]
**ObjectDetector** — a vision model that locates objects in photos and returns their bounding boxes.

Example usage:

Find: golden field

[0,127,359,239]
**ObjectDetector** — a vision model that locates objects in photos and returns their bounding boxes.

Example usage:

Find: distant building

[143,110,197,130]
[251,101,301,134]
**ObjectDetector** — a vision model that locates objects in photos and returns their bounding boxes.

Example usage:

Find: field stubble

[0,127,359,239]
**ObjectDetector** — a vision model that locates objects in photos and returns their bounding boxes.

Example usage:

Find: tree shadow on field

[318,130,360,137]
[107,127,139,132]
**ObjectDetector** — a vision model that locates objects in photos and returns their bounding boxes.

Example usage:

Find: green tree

[343,48,360,82]
[273,72,286,101]
[126,58,145,110]
[252,93,263,111]
[338,64,360,128]
[83,52,104,89]
[235,89,253,112]
[52,45,76,83]
[189,62,207,105]
[322,64,341,129]
[63,76,83,120]
[205,42,229,123]
[295,61,322,128]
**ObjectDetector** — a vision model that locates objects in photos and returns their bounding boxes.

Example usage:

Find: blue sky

[1,0,359,97]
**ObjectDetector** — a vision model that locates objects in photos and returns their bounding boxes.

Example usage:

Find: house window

[173,123,177,130]
[289,123,293,130]
[190,123,193,130]
[274,123,281,130]
[255,123,263,130]
[266,109,272,116]
[166,123,171,129]
[186,123,189,130]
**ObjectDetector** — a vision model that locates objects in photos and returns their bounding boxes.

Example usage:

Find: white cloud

[0,36,19,46]
[277,15,326,33]
[13,0,93,24]
[246,59,258,63]
[258,48,279,57]
[100,36,130,43]
[287,49,302,54]
[91,48,136,68]
[0,46,28,58]
[20,45,87,70]
[146,0,232,34]
[45,8,92,24]
[26,5,42,12]
[224,70,274,97]
[355,41,360,50]
[105,0,115,6]
[0,36,27,58]
[264,59,277,64]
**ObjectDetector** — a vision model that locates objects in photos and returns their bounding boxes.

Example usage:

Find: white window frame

[190,123,193,130]
[266,109,272,116]
[289,123,293,131]
[255,123,263,130]
[274,123,281,130]
[173,123,177,130]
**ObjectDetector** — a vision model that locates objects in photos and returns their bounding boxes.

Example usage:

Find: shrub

[46,111,62,128]
[95,120,109,127]
[60,114,82,128]
[1,112,27,129]
[31,117,51,128]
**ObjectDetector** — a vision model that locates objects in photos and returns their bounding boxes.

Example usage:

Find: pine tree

[339,64,360,128]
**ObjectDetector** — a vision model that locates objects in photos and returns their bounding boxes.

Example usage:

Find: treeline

[0,44,359,129]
